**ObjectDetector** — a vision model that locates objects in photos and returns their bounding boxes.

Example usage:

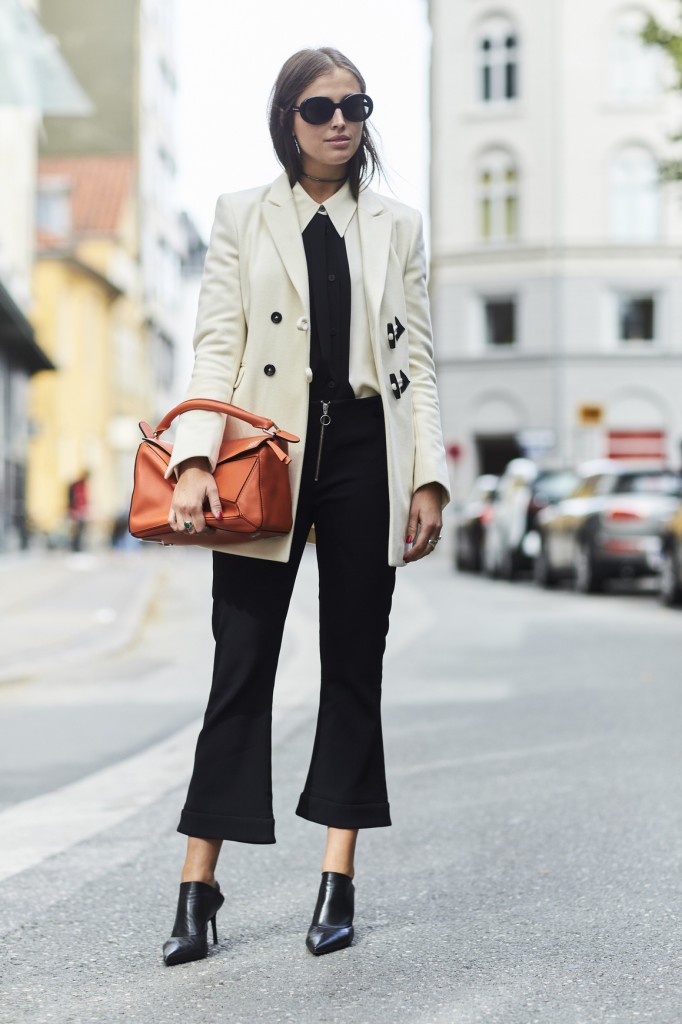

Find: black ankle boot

[162,881,224,966]
[305,871,355,956]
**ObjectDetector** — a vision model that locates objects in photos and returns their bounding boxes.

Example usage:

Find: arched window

[609,8,659,102]
[609,146,659,241]
[478,149,519,241]
[477,16,519,102]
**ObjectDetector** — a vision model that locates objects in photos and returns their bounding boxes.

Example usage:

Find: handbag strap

[151,399,299,442]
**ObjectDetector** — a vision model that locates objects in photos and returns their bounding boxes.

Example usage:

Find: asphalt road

[0,549,681,1024]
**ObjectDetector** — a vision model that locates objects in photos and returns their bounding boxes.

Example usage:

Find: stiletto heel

[305,871,355,956]
[162,880,224,966]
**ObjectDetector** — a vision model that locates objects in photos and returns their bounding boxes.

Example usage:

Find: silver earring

[292,136,301,157]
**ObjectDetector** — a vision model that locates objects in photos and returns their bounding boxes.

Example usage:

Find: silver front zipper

[314,401,331,482]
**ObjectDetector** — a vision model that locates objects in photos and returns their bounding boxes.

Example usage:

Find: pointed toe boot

[305,871,355,956]
[162,880,224,966]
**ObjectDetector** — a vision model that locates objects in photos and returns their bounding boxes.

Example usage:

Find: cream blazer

[168,172,451,567]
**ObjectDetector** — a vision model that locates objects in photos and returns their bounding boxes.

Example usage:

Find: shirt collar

[292,179,357,236]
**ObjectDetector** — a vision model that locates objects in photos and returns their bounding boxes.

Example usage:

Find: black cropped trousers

[177,396,397,844]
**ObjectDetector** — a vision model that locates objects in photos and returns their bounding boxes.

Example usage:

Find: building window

[155,331,175,391]
[36,178,71,240]
[618,295,656,342]
[478,150,519,241]
[478,17,519,102]
[609,146,660,242]
[484,298,517,346]
[609,9,659,102]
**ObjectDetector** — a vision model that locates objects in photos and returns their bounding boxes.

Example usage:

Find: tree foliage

[643,10,682,176]
[642,11,682,88]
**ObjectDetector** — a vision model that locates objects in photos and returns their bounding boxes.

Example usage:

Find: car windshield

[612,473,682,496]
[534,471,578,502]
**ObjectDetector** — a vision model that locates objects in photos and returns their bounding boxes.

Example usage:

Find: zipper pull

[315,401,331,482]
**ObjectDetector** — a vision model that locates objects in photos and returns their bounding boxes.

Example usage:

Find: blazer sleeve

[404,211,451,506]
[166,194,247,478]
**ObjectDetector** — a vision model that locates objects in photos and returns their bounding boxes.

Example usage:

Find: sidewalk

[2,560,682,1023]
[0,547,165,684]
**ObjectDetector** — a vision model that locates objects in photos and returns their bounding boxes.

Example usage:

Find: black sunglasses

[291,93,373,126]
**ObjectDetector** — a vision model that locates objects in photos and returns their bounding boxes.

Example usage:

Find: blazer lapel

[261,174,309,311]
[358,189,393,356]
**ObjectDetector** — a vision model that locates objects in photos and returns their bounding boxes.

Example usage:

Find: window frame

[482,295,518,348]
[608,7,660,104]
[608,144,661,243]
[615,292,658,345]
[476,16,520,105]
[36,176,72,240]
[477,148,520,243]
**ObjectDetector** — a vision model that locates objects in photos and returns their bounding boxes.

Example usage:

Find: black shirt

[302,208,354,402]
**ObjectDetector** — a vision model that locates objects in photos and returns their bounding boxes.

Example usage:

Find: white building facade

[138,0,183,421]
[0,0,88,548]
[429,0,682,497]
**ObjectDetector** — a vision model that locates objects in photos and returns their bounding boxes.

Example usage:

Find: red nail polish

[406,536,413,544]
[216,511,223,520]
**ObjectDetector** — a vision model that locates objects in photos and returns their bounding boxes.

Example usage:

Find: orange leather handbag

[128,398,300,546]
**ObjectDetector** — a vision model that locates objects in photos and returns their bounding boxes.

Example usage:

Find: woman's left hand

[404,483,444,563]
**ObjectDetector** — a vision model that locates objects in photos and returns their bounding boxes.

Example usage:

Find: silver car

[534,460,682,592]
[483,459,578,580]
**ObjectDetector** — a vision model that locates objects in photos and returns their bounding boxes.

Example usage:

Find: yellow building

[28,156,151,545]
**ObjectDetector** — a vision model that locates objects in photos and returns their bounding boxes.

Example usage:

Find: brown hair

[268,47,383,199]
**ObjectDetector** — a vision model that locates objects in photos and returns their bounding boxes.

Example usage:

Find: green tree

[643,10,682,179]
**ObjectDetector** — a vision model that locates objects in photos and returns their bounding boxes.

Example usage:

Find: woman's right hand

[168,457,224,535]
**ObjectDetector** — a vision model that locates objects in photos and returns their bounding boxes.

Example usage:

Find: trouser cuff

[295,792,392,829]
[178,808,276,844]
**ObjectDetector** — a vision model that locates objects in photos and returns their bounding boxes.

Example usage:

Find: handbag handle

[153,398,275,436]
[151,399,299,443]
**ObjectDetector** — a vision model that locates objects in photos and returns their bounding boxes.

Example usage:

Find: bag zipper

[314,401,331,482]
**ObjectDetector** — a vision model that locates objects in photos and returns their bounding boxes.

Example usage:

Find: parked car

[482,460,578,580]
[534,461,682,593]
[454,474,498,572]
[660,504,682,606]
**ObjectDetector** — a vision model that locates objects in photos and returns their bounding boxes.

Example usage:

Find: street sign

[578,403,604,426]
[607,431,666,459]
[517,428,555,453]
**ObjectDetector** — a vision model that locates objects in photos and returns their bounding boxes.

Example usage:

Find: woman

[162,46,450,966]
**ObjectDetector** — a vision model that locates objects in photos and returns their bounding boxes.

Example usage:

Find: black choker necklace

[301,172,347,183]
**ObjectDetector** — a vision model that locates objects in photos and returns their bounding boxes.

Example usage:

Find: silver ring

[427,538,439,547]
[183,520,193,532]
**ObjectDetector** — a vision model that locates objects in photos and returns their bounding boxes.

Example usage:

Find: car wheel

[534,541,557,589]
[483,555,499,579]
[500,547,520,582]
[574,541,604,595]
[660,546,682,607]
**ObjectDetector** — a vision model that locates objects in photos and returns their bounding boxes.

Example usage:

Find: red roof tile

[38,155,135,235]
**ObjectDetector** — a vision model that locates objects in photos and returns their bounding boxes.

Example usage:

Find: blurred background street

[2,0,682,1021]
[1,547,681,1022]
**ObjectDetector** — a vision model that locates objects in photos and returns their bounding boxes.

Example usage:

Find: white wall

[0,106,39,308]
[430,0,682,495]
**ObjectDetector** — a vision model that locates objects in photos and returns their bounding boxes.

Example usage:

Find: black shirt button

[270,311,282,324]
[264,364,276,376]
[327,380,337,390]
[328,274,336,282]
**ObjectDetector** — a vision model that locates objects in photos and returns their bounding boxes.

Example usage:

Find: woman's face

[292,67,364,179]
